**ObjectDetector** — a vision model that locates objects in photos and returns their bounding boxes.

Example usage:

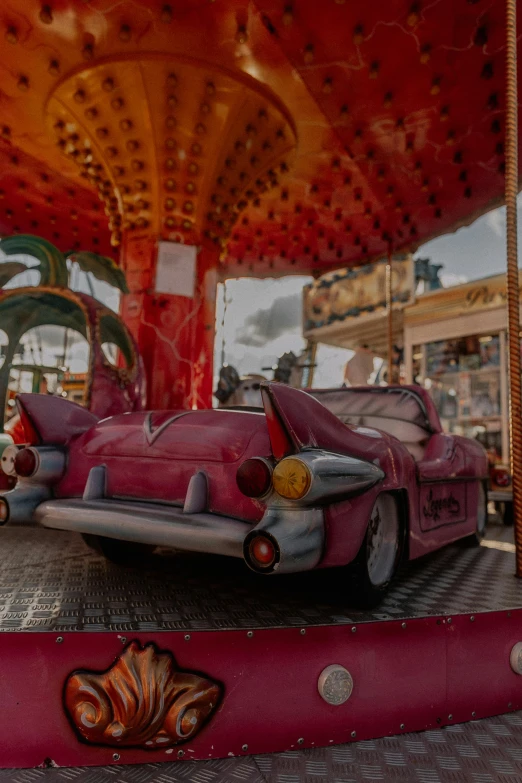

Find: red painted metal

[0,609,519,768]
[17,395,99,446]
[120,237,217,409]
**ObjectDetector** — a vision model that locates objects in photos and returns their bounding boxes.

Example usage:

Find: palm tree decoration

[0,262,28,288]
[0,234,130,433]
[0,234,128,293]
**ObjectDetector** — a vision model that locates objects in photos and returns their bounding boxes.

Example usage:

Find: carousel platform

[0,522,519,779]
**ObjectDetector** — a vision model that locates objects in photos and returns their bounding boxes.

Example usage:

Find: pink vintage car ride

[0,382,488,605]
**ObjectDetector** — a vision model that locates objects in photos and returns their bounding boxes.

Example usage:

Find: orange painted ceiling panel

[0,0,517,276]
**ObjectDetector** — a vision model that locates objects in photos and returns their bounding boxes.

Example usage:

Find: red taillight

[236,458,272,498]
[0,498,8,524]
[248,535,276,568]
[492,468,511,488]
[14,448,38,478]
[16,402,40,446]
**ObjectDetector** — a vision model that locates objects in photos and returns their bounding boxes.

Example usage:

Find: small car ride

[0,383,488,605]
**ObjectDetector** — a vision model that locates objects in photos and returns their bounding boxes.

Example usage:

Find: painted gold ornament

[64,642,221,749]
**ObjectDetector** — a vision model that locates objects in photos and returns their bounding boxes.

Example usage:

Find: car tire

[344,492,404,609]
[81,534,155,565]
[501,501,514,527]
[458,481,488,547]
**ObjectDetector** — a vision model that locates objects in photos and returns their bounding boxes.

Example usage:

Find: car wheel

[81,534,155,565]
[458,481,487,547]
[346,492,404,608]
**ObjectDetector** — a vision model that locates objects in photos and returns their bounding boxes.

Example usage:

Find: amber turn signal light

[236,458,272,498]
[272,457,312,500]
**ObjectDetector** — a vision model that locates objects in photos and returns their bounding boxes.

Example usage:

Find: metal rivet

[510,641,522,674]
[472,711,476,717]
[351,626,357,633]
[112,753,120,761]
[350,730,356,738]
[247,631,254,638]
[56,636,63,644]
[242,744,248,752]
[120,637,127,645]
[297,737,304,744]
[447,618,452,624]
[177,749,184,758]
[400,723,405,730]
[401,622,407,629]
[184,634,191,641]
[318,665,354,705]
[470,616,475,622]
[300,628,306,635]
[448,714,453,720]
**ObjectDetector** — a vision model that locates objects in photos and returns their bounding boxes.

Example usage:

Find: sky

[0,197,520,386]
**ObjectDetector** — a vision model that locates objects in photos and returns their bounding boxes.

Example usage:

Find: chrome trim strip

[143,411,192,445]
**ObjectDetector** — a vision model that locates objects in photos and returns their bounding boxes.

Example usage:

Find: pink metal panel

[0,609,520,768]
[446,609,522,723]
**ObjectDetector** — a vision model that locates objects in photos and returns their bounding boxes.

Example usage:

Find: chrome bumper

[35,498,252,558]
[489,490,513,502]
[25,465,326,573]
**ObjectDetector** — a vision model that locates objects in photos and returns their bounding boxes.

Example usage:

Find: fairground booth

[0,0,521,779]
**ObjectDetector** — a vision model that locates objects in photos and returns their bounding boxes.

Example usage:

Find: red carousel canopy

[0,0,516,277]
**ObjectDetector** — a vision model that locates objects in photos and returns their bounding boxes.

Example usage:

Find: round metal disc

[317,664,354,705]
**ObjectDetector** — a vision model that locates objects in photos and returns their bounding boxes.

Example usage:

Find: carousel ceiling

[0,0,516,277]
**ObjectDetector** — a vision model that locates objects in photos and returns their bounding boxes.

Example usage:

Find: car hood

[81,408,270,463]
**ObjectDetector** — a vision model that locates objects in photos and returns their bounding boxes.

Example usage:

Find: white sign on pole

[155,241,197,298]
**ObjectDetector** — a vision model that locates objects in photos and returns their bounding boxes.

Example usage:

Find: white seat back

[310,388,432,461]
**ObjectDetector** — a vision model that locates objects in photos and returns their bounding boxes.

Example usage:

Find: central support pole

[505,0,522,575]
[119,234,218,411]
[386,249,394,385]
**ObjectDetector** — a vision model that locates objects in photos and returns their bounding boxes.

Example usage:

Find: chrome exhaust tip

[0,483,51,525]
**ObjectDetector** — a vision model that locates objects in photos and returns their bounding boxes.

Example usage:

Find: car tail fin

[260,384,296,459]
[261,382,356,458]
[16,394,99,446]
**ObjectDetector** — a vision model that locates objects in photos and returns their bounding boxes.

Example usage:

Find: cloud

[485,208,505,238]
[235,293,303,347]
[20,325,84,353]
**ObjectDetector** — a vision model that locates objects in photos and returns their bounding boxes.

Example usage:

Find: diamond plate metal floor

[0,712,521,782]
[0,522,518,631]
